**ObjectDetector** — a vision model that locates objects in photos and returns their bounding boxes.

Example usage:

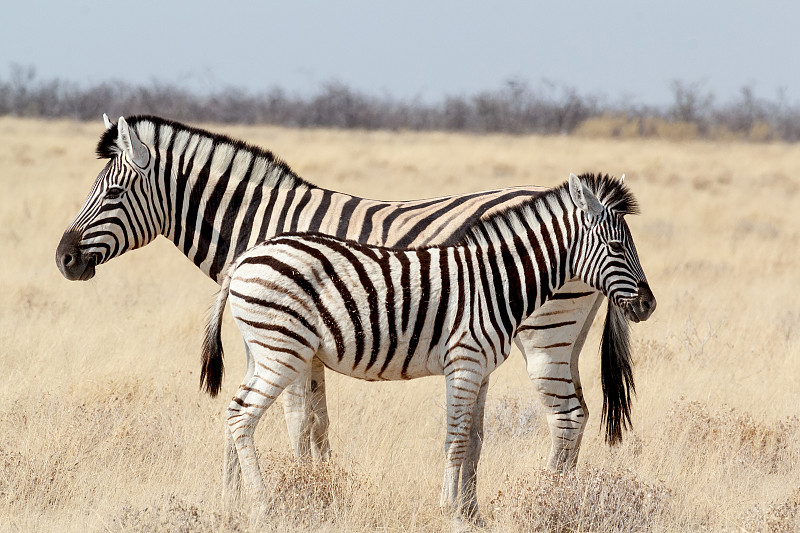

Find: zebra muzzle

[625,281,656,323]
[56,230,97,281]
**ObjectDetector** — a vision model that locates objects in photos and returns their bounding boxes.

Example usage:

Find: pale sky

[2,1,798,107]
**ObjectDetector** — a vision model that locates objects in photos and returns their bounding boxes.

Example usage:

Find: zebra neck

[513,199,579,320]
[153,127,315,281]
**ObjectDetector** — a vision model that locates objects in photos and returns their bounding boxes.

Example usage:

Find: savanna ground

[1,117,798,532]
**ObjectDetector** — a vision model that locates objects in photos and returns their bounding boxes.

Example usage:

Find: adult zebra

[202,173,656,522]
[56,115,632,487]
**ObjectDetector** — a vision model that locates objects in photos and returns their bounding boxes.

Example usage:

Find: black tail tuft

[200,325,225,397]
[200,273,231,398]
[600,301,635,445]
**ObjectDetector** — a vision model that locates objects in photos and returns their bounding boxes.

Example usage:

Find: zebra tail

[200,270,232,397]
[600,300,635,445]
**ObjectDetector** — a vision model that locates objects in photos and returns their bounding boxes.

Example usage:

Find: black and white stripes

[57,115,643,482]
[201,173,655,521]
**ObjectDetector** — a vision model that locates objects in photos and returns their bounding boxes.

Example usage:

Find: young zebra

[55,115,635,489]
[201,173,656,522]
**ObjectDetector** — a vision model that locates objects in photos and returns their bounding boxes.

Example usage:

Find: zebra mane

[462,173,638,247]
[95,115,308,189]
[579,172,640,217]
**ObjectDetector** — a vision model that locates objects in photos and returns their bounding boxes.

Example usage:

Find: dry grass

[489,466,672,532]
[1,117,799,531]
[573,113,780,142]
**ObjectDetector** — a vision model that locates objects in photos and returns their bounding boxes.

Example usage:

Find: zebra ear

[117,117,150,168]
[569,173,604,218]
[103,113,114,130]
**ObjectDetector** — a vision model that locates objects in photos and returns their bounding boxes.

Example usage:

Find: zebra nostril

[63,253,75,267]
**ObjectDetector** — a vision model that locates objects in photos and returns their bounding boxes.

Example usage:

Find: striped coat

[202,173,656,521]
[56,116,635,491]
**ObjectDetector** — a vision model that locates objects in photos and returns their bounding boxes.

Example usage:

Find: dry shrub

[108,495,247,533]
[646,118,699,141]
[573,114,633,138]
[490,466,671,532]
[666,400,800,474]
[748,120,774,142]
[110,495,249,533]
[484,394,547,440]
[574,114,700,141]
[743,487,800,533]
[260,450,372,528]
[107,453,371,532]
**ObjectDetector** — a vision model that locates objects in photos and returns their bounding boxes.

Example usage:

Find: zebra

[201,172,656,522]
[56,115,638,493]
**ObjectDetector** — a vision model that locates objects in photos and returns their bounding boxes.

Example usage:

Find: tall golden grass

[1,117,798,532]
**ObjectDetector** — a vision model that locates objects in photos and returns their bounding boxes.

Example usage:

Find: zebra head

[568,173,656,323]
[56,115,157,281]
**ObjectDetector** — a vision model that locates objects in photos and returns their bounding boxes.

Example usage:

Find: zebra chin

[55,231,99,281]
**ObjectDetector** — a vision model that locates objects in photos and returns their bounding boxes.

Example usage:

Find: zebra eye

[105,186,125,200]
[608,241,625,254]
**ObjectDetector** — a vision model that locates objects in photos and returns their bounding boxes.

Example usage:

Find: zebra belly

[314,341,444,382]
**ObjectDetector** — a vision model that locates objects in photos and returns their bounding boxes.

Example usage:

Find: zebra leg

[308,356,331,461]
[560,296,602,468]
[515,282,604,471]
[440,368,482,521]
[227,342,312,501]
[280,365,313,458]
[222,425,243,502]
[459,377,489,525]
[222,338,257,502]
[276,357,330,461]
[275,356,331,461]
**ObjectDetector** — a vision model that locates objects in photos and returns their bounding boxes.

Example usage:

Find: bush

[664,400,800,474]
[2,64,800,141]
[489,466,671,533]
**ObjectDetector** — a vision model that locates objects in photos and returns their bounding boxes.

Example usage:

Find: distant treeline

[2,64,800,141]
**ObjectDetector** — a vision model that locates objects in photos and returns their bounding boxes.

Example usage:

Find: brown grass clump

[665,400,800,474]
[259,450,372,528]
[110,495,249,533]
[743,488,800,533]
[489,466,671,532]
[77,450,370,532]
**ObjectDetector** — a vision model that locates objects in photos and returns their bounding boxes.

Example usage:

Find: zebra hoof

[450,513,486,532]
